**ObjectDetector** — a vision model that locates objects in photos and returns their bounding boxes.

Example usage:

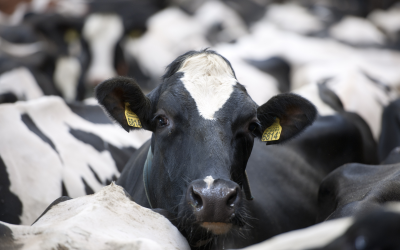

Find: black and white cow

[82,0,164,90]
[0,0,161,104]
[0,96,150,225]
[316,98,400,221]
[96,50,378,249]
[235,203,400,250]
[0,23,60,103]
[0,15,90,103]
[313,207,400,250]
[0,183,190,250]
[317,145,400,223]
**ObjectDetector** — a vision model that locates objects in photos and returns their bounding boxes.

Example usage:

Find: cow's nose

[186,177,241,232]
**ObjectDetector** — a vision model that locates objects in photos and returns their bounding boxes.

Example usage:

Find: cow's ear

[95,76,153,132]
[257,93,317,145]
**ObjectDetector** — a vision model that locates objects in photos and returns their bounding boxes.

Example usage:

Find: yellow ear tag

[262,118,282,142]
[124,102,142,128]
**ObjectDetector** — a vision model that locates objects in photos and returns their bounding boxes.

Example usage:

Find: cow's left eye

[157,115,169,127]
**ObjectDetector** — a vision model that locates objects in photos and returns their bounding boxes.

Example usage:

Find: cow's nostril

[227,188,238,207]
[189,187,203,209]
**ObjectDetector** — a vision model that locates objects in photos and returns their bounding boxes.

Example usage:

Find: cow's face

[96,50,316,247]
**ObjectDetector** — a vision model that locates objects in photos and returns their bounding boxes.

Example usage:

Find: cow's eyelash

[151,114,166,121]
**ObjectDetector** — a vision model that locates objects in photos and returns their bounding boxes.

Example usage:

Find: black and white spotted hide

[0,96,150,225]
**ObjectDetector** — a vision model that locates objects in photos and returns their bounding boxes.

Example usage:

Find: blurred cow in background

[0,96,150,225]
[1,0,400,249]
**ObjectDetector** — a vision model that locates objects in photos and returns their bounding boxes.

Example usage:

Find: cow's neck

[143,146,153,208]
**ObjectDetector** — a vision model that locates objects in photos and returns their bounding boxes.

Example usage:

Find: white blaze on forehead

[204,175,215,189]
[178,53,237,120]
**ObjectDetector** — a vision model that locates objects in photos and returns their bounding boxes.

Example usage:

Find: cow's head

[96,50,316,247]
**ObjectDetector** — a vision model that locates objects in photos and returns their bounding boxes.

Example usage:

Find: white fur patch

[203,175,215,189]
[54,56,81,102]
[178,53,237,120]
[4,184,190,250]
[0,67,43,100]
[0,38,43,57]
[0,96,151,224]
[82,14,123,85]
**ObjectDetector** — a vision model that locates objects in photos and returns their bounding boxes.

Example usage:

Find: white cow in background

[124,4,280,105]
[0,67,43,101]
[221,8,400,140]
[0,183,190,250]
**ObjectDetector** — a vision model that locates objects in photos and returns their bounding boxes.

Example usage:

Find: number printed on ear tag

[124,102,142,128]
[261,118,282,142]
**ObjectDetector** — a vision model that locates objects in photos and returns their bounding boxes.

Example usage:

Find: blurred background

[2,0,400,230]
[1,0,400,140]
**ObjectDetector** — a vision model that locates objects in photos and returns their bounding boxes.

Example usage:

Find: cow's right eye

[157,115,169,127]
[248,122,261,137]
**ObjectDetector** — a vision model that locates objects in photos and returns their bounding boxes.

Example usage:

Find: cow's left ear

[257,93,317,145]
[95,76,153,132]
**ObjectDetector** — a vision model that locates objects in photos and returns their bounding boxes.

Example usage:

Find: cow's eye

[248,122,261,136]
[157,115,169,127]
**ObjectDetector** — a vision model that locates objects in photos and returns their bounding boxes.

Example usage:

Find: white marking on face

[203,175,215,189]
[82,14,123,85]
[178,53,237,120]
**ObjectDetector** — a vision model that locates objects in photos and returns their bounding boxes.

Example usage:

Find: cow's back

[241,112,378,244]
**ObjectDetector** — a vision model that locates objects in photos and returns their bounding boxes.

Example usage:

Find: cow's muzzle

[186,178,242,235]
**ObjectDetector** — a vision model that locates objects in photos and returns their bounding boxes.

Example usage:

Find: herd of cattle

[1,0,400,249]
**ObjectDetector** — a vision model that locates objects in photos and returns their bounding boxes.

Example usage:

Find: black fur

[317,79,344,112]
[98,50,320,248]
[95,76,152,132]
[21,114,58,153]
[379,98,400,162]
[317,162,400,222]
[0,157,23,225]
[257,93,317,145]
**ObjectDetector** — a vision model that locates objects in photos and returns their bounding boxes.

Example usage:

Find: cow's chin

[200,222,233,235]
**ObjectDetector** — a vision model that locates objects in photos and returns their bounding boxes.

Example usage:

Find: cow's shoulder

[287,112,378,174]
[318,162,400,221]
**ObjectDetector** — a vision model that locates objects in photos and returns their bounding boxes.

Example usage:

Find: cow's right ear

[95,76,152,132]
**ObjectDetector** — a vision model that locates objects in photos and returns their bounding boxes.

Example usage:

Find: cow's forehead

[176,53,238,120]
